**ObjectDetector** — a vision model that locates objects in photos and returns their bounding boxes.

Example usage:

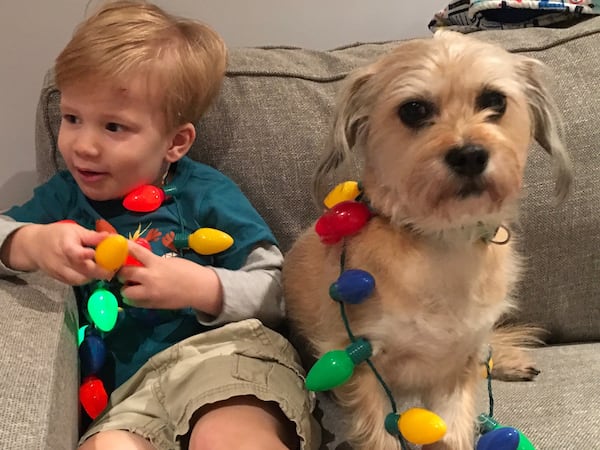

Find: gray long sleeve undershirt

[0,216,285,328]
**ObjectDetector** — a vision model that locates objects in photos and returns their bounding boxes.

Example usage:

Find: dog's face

[316,31,571,234]
[363,33,535,231]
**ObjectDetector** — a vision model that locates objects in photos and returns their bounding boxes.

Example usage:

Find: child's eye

[105,122,125,132]
[62,114,79,124]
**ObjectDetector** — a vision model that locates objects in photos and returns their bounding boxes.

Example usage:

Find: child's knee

[79,429,156,450]
[188,396,297,450]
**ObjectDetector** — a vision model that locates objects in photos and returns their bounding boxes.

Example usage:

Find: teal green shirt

[4,157,277,389]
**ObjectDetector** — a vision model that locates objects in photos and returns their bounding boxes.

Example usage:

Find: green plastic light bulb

[78,325,88,347]
[87,288,118,332]
[517,431,535,450]
[305,338,372,391]
[477,414,536,450]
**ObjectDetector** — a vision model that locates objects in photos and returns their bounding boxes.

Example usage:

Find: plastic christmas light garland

[306,181,536,450]
[76,184,234,419]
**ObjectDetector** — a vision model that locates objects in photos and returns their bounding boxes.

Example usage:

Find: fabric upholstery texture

[0,273,78,449]
[1,14,593,450]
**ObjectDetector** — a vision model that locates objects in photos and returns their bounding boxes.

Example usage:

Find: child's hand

[1,222,112,285]
[118,240,223,316]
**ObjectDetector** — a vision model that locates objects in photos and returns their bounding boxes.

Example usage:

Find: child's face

[58,76,177,201]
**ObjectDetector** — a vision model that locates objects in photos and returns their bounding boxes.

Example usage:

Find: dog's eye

[477,90,507,118]
[397,100,435,129]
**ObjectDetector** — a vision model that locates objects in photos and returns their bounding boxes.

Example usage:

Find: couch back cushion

[36,19,599,343]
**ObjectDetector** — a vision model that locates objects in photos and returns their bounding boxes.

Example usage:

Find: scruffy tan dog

[282,30,572,450]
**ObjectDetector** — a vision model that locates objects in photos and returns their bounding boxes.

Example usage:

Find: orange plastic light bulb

[95,234,129,271]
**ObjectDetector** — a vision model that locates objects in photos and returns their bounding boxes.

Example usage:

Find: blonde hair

[55,0,227,131]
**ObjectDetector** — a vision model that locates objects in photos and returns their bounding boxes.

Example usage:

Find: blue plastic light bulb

[79,333,107,377]
[329,269,375,304]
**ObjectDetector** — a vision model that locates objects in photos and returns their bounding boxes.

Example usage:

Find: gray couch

[1,18,598,450]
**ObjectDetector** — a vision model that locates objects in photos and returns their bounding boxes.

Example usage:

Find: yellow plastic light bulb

[398,407,447,445]
[481,357,494,378]
[323,181,361,209]
[187,228,234,255]
[95,234,129,271]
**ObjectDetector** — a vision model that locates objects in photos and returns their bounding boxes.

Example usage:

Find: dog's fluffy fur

[282,31,572,450]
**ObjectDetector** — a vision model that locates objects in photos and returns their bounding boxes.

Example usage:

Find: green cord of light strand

[338,243,410,450]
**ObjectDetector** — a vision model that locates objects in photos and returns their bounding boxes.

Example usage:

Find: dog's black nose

[445,145,489,177]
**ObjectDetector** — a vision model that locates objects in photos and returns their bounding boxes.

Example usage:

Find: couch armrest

[0,273,79,449]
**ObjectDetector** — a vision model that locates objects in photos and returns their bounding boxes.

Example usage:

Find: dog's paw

[489,326,544,381]
[491,364,540,381]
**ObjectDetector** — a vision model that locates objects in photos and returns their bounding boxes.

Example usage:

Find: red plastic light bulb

[123,237,151,267]
[315,201,371,244]
[122,185,177,213]
[123,185,165,212]
[79,375,108,419]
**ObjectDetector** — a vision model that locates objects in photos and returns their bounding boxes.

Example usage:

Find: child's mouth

[78,169,107,182]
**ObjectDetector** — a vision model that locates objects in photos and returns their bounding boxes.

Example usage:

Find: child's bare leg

[189,395,299,450]
[78,430,156,450]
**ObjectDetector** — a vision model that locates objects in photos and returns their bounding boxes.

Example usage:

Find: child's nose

[72,128,101,157]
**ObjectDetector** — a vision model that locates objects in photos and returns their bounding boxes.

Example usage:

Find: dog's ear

[312,66,375,205]
[518,56,573,203]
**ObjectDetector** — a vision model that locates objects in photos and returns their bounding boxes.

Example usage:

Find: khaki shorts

[80,319,320,449]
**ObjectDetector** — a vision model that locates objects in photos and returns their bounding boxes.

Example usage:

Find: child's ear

[165,123,196,162]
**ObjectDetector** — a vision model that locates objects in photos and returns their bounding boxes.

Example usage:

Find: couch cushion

[0,273,79,449]
[35,18,599,344]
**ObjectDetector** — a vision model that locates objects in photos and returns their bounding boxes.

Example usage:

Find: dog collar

[480,223,511,245]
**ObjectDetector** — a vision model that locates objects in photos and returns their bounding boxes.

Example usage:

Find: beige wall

[0,0,445,210]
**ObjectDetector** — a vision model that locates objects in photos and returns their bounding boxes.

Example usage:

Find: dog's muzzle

[445,145,489,178]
